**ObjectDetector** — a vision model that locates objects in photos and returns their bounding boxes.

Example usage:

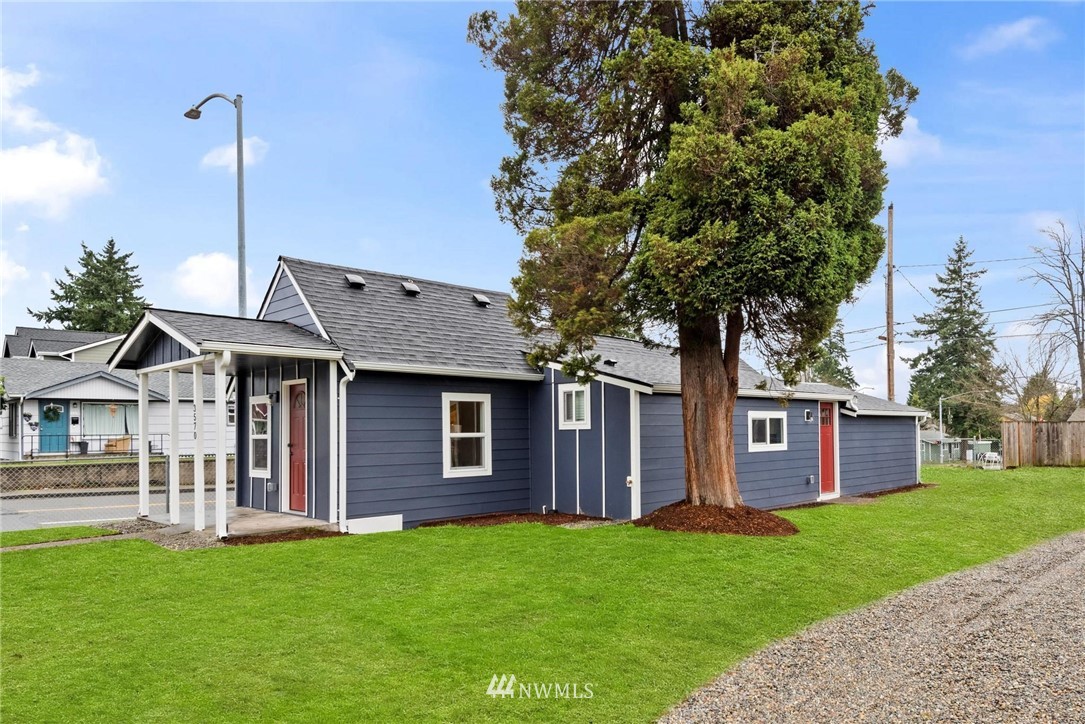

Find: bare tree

[1026,221,1085,405]
[1001,337,1077,422]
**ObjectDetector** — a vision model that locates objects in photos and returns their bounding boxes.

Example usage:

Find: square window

[558,383,590,430]
[748,411,787,452]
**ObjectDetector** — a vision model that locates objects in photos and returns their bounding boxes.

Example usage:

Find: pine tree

[907,237,1003,438]
[28,239,147,333]
[808,321,857,389]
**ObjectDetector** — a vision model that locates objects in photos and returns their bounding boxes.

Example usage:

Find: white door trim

[817,401,841,501]
[280,378,309,516]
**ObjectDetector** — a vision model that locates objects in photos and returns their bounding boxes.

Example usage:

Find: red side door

[289,385,307,513]
[819,402,836,495]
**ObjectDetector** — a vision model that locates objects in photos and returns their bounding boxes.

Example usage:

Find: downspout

[337,361,356,531]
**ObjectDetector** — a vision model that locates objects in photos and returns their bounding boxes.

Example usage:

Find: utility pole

[886,203,895,402]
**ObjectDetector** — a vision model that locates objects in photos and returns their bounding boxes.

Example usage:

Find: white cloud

[959,17,1059,60]
[879,117,942,168]
[0,64,109,218]
[16,223,29,233]
[0,65,58,133]
[173,252,253,310]
[0,249,30,297]
[200,136,269,173]
[0,133,108,218]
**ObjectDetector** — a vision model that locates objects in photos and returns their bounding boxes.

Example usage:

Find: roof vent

[472,293,492,308]
[401,281,421,297]
[344,273,366,289]
[603,358,618,366]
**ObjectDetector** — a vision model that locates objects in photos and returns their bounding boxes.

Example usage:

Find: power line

[841,303,1051,335]
[895,255,1038,270]
[896,269,933,306]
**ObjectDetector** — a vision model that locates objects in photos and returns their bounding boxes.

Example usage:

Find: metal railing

[18,433,170,460]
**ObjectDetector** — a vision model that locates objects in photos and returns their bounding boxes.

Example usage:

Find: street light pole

[185,93,247,318]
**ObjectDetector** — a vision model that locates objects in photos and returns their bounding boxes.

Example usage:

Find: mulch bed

[633,501,799,536]
[418,512,607,528]
[223,528,346,546]
[858,483,937,499]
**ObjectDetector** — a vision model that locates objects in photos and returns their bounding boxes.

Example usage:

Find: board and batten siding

[235,360,332,520]
[143,331,196,367]
[639,394,823,513]
[541,370,636,519]
[345,372,531,528]
[261,269,322,336]
[838,414,918,494]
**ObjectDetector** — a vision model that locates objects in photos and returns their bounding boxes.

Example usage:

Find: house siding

[527,369,554,513]
[544,370,637,519]
[639,394,823,513]
[839,414,919,494]
[235,360,331,520]
[68,341,122,363]
[261,270,321,336]
[143,331,195,367]
[344,372,531,528]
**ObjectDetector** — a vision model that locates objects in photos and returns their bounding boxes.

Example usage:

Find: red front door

[819,402,836,495]
[289,385,307,513]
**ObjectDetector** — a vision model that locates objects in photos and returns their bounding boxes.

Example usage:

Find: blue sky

[2,2,1082,399]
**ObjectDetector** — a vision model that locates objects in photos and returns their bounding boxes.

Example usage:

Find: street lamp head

[183,107,202,120]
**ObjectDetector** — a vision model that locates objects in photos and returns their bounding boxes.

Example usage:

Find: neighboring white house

[0,357,235,462]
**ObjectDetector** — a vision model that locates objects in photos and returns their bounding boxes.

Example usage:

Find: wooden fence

[1001,421,1085,467]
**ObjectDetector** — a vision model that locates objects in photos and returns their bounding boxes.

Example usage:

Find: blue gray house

[108,256,927,536]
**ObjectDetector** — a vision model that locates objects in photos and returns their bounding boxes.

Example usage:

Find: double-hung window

[250,396,271,477]
[442,393,492,478]
[558,383,590,430]
[748,410,787,452]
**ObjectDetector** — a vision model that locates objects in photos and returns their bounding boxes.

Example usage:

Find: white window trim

[249,394,271,478]
[442,392,492,478]
[558,383,591,430]
[748,410,788,452]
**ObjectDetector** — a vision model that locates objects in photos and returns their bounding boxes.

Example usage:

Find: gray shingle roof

[151,309,341,351]
[1067,407,1085,423]
[280,256,923,416]
[282,257,540,377]
[790,381,928,415]
[0,358,206,400]
[4,327,118,357]
[586,335,769,389]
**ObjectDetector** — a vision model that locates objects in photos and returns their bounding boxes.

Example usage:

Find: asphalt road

[0,492,233,531]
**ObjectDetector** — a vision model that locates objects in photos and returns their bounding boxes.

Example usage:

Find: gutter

[337,362,356,531]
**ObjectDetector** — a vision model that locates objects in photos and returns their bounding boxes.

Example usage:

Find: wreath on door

[42,404,64,423]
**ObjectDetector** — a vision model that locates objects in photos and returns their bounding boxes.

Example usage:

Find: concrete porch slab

[147,505,334,537]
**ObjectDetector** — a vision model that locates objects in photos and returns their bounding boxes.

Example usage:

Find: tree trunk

[678,309,744,507]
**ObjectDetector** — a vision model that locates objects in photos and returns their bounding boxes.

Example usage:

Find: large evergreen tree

[907,236,1003,438]
[471,1,915,506]
[28,239,147,333]
[808,320,857,389]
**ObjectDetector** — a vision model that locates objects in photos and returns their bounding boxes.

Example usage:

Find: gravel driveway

[662,532,1085,723]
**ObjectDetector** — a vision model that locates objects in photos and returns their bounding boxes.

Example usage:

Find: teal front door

[39,400,69,453]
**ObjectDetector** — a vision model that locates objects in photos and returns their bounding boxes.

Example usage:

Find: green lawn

[0,525,116,548]
[2,467,1082,722]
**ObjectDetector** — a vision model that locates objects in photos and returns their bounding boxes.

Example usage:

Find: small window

[748,410,787,452]
[250,396,271,478]
[558,383,590,430]
[442,393,492,478]
[227,402,236,427]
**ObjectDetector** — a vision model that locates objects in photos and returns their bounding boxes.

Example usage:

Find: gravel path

[662,532,1085,723]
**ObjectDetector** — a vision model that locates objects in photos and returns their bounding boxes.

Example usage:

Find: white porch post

[138,372,150,517]
[214,352,229,538]
[193,363,206,531]
[168,369,181,524]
